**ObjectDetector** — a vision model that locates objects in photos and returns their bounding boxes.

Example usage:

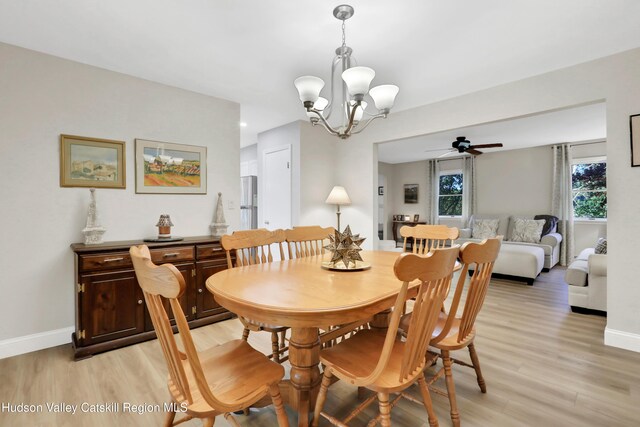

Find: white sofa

[456,214,563,284]
[564,248,607,313]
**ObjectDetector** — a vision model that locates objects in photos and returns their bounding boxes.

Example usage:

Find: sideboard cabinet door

[78,270,145,346]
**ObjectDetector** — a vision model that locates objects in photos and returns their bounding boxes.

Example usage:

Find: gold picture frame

[135,139,207,194]
[60,134,126,189]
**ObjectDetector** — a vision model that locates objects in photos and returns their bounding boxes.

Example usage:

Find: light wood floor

[1,268,639,427]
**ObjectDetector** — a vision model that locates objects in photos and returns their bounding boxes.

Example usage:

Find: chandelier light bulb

[294,76,325,104]
[369,84,399,112]
[341,66,375,99]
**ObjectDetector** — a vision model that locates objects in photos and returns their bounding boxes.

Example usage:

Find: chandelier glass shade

[294,5,399,139]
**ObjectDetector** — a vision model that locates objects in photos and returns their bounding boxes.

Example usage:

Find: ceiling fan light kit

[294,4,399,140]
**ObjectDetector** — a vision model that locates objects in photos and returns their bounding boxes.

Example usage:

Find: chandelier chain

[341,20,346,48]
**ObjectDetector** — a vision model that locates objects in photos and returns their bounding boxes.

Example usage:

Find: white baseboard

[0,326,74,360]
[604,327,640,353]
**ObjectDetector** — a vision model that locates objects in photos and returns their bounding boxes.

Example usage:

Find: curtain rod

[551,139,606,148]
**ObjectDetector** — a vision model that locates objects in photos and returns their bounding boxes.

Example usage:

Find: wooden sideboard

[70,235,234,359]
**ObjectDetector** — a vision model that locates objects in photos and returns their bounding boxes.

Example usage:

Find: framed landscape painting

[135,139,207,194]
[60,134,126,189]
[404,184,418,204]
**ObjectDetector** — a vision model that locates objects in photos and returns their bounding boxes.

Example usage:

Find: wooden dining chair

[284,225,334,259]
[312,246,460,427]
[400,237,501,427]
[221,229,289,363]
[400,224,459,254]
[130,245,289,427]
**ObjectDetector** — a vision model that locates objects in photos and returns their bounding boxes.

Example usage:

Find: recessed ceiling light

[240,122,247,127]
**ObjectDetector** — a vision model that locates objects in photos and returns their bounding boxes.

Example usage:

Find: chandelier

[294,4,399,140]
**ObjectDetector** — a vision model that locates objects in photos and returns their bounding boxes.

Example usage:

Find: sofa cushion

[595,238,607,254]
[469,214,510,239]
[510,218,545,243]
[472,218,500,239]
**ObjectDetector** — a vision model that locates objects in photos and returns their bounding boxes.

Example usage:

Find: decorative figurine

[82,188,106,245]
[210,192,229,237]
[156,214,174,239]
[324,225,366,269]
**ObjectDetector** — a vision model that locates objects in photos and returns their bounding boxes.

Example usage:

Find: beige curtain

[552,144,574,265]
[462,156,477,224]
[426,159,439,225]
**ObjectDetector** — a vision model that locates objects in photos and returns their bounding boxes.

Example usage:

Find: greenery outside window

[439,172,463,217]
[571,157,606,220]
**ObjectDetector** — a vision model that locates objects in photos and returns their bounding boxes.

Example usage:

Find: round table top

[206,251,407,328]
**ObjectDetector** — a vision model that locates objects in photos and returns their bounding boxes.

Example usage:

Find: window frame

[438,169,464,218]
[571,155,607,222]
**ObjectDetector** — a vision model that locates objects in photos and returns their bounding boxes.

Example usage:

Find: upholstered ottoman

[489,244,545,285]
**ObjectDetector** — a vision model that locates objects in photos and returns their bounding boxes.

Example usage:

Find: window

[439,172,463,216]
[571,157,607,219]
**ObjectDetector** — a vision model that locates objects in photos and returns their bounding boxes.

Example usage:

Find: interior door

[262,145,292,233]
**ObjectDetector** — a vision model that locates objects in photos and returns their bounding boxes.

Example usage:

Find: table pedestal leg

[289,327,321,427]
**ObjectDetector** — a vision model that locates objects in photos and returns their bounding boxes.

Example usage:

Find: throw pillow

[510,218,545,243]
[534,214,559,236]
[595,237,607,254]
[472,219,500,239]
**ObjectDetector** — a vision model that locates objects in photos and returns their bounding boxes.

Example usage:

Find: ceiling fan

[425,137,504,157]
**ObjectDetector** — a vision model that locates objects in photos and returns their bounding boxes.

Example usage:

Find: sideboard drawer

[79,252,132,272]
[150,246,194,264]
[196,243,226,260]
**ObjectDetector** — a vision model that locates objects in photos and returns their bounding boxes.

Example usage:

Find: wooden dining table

[206,250,416,427]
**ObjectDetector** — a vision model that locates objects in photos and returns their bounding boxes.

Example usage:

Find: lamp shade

[294,76,325,103]
[325,186,351,205]
[306,97,329,118]
[353,101,367,122]
[341,66,375,97]
[369,84,399,111]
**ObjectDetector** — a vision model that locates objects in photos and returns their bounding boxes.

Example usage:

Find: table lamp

[325,186,351,231]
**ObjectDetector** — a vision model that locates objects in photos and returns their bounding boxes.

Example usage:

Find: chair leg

[442,350,460,427]
[269,384,290,427]
[418,375,439,427]
[468,342,486,393]
[377,392,392,427]
[242,327,250,341]
[202,417,215,427]
[271,331,280,364]
[312,369,333,427]
[163,407,176,427]
[279,330,286,349]
[223,413,241,427]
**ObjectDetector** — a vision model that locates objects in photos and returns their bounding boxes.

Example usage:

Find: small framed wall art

[404,184,418,204]
[60,134,126,189]
[630,114,640,167]
[135,139,207,194]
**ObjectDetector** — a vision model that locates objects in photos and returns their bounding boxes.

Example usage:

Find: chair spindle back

[400,224,460,254]
[221,229,286,268]
[284,226,335,259]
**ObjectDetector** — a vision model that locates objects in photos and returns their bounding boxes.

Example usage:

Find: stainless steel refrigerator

[240,175,258,230]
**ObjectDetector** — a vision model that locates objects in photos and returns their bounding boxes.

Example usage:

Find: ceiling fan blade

[437,150,458,158]
[466,148,483,155]
[470,143,503,149]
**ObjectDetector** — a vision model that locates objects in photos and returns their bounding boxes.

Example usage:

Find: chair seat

[400,312,476,351]
[170,339,285,414]
[320,330,424,393]
[242,317,289,332]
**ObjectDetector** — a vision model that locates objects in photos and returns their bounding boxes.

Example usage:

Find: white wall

[240,144,258,176]
[0,43,240,350]
[332,47,640,352]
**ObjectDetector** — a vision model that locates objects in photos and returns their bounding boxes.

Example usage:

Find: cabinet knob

[138,299,143,305]
[198,288,203,293]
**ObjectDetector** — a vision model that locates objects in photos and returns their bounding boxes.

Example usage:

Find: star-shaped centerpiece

[324,225,366,269]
